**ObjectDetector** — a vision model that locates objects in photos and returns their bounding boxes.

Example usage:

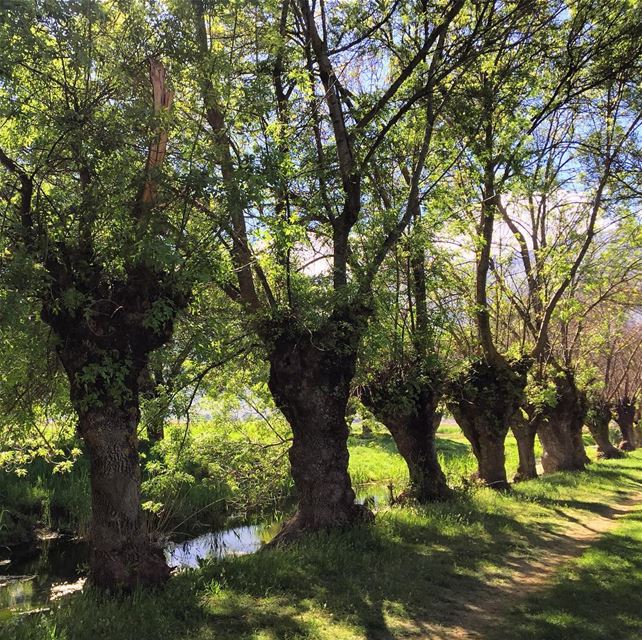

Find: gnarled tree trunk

[586,400,623,459]
[361,366,450,502]
[510,409,538,482]
[614,398,637,451]
[51,320,177,590]
[42,258,185,590]
[535,371,590,473]
[449,359,527,490]
[78,404,169,589]
[267,321,372,543]
[51,330,175,590]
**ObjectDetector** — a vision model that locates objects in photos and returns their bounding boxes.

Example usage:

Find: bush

[141,419,293,537]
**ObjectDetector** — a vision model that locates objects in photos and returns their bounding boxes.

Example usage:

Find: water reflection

[0,536,87,616]
[0,576,34,611]
[355,485,392,508]
[165,522,278,569]
[0,483,390,616]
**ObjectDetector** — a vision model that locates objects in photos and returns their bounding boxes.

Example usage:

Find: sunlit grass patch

[492,507,642,640]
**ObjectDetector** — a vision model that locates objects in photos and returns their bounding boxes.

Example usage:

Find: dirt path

[417,489,642,640]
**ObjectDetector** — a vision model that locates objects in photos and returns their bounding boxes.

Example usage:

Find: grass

[4,444,641,640]
[0,417,295,544]
[0,457,91,545]
[0,415,536,545]
[348,417,550,491]
[490,502,642,640]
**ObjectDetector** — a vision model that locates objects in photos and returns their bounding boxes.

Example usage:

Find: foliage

[142,418,293,535]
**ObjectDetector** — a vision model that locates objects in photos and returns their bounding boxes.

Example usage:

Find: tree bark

[449,359,528,490]
[41,259,185,590]
[52,331,175,590]
[510,410,539,482]
[267,321,372,543]
[535,371,590,473]
[450,403,508,489]
[633,406,642,446]
[586,401,623,459]
[78,404,169,590]
[361,369,450,502]
[614,398,637,451]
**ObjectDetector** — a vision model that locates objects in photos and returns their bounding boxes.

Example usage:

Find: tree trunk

[450,403,509,489]
[361,371,450,502]
[268,328,371,543]
[41,263,186,591]
[536,372,590,473]
[614,399,637,451]
[586,401,623,459]
[385,413,450,501]
[78,404,170,590]
[448,359,527,490]
[511,410,538,482]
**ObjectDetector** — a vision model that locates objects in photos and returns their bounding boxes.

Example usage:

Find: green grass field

[3,426,640,640]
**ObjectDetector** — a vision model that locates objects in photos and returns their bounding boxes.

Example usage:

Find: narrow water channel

[0,483,391,617]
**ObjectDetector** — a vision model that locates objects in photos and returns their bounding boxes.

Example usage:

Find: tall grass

[0,457,91,545]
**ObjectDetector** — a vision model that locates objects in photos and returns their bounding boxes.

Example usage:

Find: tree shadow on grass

[197,458,642,640]
[436,437,471,459]
[488,511,642,640]
[9,458,641,640]
[195,490,585,639]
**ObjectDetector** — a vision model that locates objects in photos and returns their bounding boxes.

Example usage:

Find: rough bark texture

[535,371,590,473]
[267,315,372,543]
[448,359,528,490]
[41,252,186,590]
[586,401,623,459]
[510,409,539,482]
[361,364,450,502]
[78,405,169,589]
[614,399,638,451]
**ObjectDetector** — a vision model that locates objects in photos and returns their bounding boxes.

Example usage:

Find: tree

[359,217,455,502]
[175,0,497,537]
[0,1,208,589]
[609,325,642,450]
[501,69,642,473]
[582,311,642,457]
[450,0,642,480]
[443,1,563,488]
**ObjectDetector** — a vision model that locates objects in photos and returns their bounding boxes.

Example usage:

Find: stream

[0,484,390,618]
